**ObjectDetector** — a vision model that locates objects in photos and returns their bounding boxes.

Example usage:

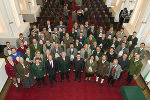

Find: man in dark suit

[73,53,85,82]
[46,20,53,34]
[127,32,138,53]
[58,52,71,83]
[45,55,57,87]
[117,53,129,84]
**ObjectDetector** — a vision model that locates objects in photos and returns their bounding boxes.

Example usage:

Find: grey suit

[108,63,122,79]
[80,48,91,60]
[77,28,87,38]
[66,48,78,58]
[51,47,63,58]
[16,37,29,48]
[4,45,15,56]
[43,43,54,54]
[133,47,146,60]
[115,45,129,55]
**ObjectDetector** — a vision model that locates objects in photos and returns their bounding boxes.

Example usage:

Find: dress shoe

[94,81,97,84]
[88,80,91,82]
[122,79,127,81]
[84,80,87,82]
[106,82,109,86]
[100,83,103,87]
[118,80,120,84]
[78,80,81,82]
[16,87,19,91]
[110,84,113,88]
[67,80,70,83]
[38,85,41,88]
[60,80,63,83]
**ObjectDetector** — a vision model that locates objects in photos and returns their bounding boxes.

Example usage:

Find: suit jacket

[43,43,54,54]
[4,45,15,56]
[73,57,84,71]
[84,37,96,46]
[17,45,28,55]
[63,37,73,48]
[80,48,91,59]
[41,31,50,40]
[87,29,97,37]
[97,37,108,50]
[74,43,82,51]
[119,40,129,48]
[29,43,43,57]
[128,57,143,75]
[29,34,39,43]
[106,52,117,63]
[45,59,57,75]
[77,36,85,45]
[106,31,115,40]
[58,56,71,73]
[5,60,18,78]
[31,62,46,78]
[38,37,48,45]
[46,24,53,32]
[93,50,103,58]
[108,40,120,49]
[118,57,129,70]
[97,59,110,76]
[108,63,122,79]
[16,61,31,79]
[49,36,60,44]
[66,48,78,58]
[115,45,129,55]
[16,37,29,48]
[127,35,138,48]
[116,31,126,41]
[133,47,146,60]
[70,32,78,40]
[77,28,87,38]
[95,30,105,39]
[85,59,97,74]
[51,47,63,58]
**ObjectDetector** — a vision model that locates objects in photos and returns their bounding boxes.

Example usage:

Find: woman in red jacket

[5,56,19,91]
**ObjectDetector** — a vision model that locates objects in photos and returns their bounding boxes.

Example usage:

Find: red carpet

[5,71,136,100]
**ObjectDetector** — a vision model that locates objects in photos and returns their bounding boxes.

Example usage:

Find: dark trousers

[118,70,126,81]
[75,70,81,80]
[107,76,116,86]
[48,74,56,86]
[127,73,133,85]
[129,46,134,54]
[60,72,69,81]
[36,77,46,87]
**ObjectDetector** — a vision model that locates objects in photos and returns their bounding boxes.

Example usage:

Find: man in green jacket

[124,54,143,85]
[58,52,71,83]
[31,58,47,88]
[29,39,43,58]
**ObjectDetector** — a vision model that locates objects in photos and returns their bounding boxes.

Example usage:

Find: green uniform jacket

[128,57,143,75]
[58,57,71,73]
[63,37,73,48]
[43,54,48,63]
[93,50,103,58]
[84,37,96,45]
[24,53,34,61]
[31,62,46,78]
[29,43,43,57]
[16,61,31,79]
[85,59,97,74]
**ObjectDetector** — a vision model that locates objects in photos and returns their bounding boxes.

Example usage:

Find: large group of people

[4,5,146,90]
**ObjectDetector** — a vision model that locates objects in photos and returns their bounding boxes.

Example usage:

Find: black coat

[106,52,117,63]
[45,59,57,75]
[127,35,138,48]
[118,57,129,70]
[73,57,85,71]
